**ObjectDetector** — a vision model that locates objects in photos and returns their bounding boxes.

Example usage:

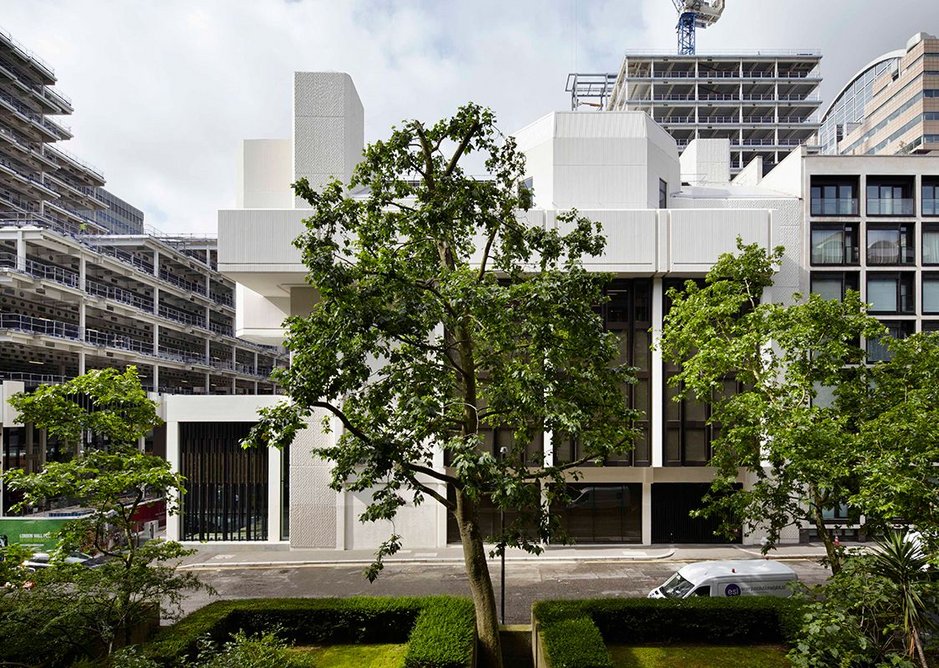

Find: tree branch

[445,121,481,177]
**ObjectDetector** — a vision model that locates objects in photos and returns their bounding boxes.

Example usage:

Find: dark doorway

[651,482,740,544]
[180,422,267,541]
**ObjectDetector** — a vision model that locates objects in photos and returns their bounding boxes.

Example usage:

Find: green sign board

[0,518,71,551]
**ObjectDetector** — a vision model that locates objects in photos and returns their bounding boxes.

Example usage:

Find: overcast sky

[3,0,937,233]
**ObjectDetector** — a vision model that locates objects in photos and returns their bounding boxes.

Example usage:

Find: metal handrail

[0,370,69,385]
[0,312,80,340]
[159,268,207,296]
[210,291,234,307]
[85,278,154,311]
[44,145,103,181]
[158,345,205,365]
[159,303,206,328]
[209,321,233,336]
[84,328,153,355]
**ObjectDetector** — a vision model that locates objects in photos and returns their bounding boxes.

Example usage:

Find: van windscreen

[660,573,694,599]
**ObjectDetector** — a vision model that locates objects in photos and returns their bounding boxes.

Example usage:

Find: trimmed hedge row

[145,596,475,667]
[533,597,804,668]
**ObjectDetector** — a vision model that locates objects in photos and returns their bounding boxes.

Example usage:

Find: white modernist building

[200,72,813,550]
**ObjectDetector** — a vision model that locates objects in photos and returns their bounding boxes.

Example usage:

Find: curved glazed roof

[821,49,905,124]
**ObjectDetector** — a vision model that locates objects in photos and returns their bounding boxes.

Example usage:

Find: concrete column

[651,278,664,468]
[78,302,86,342]
[204,372,210,394]
[78,256,86,292]
[641,477,653,545]
[204,338,210,365]
[253,351,258,374]
[154,324,160,357]
[78,350,86,375]
[165,418,180,541]
[268,446,282,542]
[153,251,159,278]
[153,287,160,314]
[336,490,346,549]
[15,230,25,270]
[153,364,160,393]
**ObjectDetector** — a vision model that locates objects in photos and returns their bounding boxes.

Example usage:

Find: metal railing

[84,328,153,355]
[0,312,80,340]
[0,370,69,386]
[159,303,206,328]
[158,345,206,365]
[210,291,234,307]
[92,244,154,274]
[0,251,80,288]
[159,268,207,296]
[85,279,154,311]
[44,145,103,182]
[209,321,233,336]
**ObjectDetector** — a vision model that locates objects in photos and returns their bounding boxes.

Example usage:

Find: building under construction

[567,51,822,175]
[566,1,822,175]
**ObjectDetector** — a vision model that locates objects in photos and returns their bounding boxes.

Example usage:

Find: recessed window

[811,272,859,301]
[866,224,914,265]
[811,223,859,265]
[866,273,915,314]
[867,320,914,362]
[659,179,668,209]
[923,274,939,314]
[810,178,858,216]
[866,177,914,216]
[924,180,939,216]
[924,224,939,265]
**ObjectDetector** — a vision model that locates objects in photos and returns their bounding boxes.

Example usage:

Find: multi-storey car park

[817,32,939,157]
[0,29,287,518]
[566,50,822,174]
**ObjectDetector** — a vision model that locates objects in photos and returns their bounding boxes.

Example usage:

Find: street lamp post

[499,446,506,625]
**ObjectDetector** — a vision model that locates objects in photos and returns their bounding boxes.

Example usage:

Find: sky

[2,0,938,234]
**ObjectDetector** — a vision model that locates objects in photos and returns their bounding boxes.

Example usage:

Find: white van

[648,560,798,599]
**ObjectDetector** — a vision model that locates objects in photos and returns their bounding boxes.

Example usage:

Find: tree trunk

[811,490,841,575]
[912,626,928,668]
[455,490,503,668]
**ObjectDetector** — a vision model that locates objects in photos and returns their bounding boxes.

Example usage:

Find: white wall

[292,72,364,206]
[237,139,293,209]
[680,139,731,185]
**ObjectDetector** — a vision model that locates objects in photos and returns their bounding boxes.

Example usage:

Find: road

[179,558,830,624]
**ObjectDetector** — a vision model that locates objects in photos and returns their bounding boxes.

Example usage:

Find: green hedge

[145,596,474,667]
[533,597,803,668]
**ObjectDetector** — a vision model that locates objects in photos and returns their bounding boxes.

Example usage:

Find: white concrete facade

[207,72,821,551]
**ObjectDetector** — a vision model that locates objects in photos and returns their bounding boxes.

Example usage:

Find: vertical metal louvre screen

[180,422,268,541]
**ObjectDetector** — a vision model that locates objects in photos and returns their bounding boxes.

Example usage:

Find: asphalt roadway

[176,545,832,624]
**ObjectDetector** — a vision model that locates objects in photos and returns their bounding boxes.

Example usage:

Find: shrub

[145,596,474,667]
[532,597,803,668]
[404,597,476,668]
[541,617,612,668]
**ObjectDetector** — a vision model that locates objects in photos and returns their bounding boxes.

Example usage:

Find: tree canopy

[660,240,939,573]
[1,367,207,660]
[245,103,639,667]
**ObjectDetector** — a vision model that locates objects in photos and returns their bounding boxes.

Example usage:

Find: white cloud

[1,0,936,233]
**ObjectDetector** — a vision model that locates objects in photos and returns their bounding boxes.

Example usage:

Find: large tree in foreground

[659,242,886,573]
[244,104,639,667]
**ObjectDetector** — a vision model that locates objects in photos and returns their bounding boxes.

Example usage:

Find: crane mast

[671,0,725,54]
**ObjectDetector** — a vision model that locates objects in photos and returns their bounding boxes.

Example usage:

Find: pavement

[178,541,831,570]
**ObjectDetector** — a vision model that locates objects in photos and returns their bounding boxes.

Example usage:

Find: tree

[243,104,639,667]
[850,332,939,542]
[1,367,209,658]
[659,241,885,572]
[789,531,937,668]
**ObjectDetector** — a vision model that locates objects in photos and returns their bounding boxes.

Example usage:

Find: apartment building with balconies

[566,50,822,175]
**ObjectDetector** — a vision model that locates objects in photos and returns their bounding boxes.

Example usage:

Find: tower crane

[671,0,725,55]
